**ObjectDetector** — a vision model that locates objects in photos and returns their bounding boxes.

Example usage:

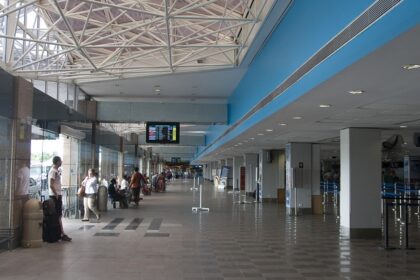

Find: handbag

[77,185,85,197]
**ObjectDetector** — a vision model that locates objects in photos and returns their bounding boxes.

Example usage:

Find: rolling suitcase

[42,199,61,243]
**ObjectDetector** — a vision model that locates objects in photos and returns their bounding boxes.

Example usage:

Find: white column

[244,153,258,194]
[278,150,286,188]
[285,143,313,215]
[311,144,322,214]
[225,158,233,189]
[340,128,382,238]
[233,156,243,191]
[259,150,280,202]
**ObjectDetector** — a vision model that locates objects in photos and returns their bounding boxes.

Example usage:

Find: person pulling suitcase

[47,156,72,242]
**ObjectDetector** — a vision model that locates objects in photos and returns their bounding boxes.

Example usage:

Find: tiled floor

[1,179,420,280]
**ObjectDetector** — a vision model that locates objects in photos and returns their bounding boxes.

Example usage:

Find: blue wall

[196,0,420,160]
[228,0,374,124]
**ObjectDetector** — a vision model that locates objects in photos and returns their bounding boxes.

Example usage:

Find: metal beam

[138,134,205,146]
[97,102,227,124]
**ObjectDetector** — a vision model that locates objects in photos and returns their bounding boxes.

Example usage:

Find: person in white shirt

[48,156,71,241]
[81,168,100,222]
[117,175,129,208]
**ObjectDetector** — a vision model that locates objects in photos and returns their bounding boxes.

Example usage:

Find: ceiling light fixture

[348,90,364,95]
[249,137,255,140]
[402,64,420,70]
[257,133,264,136]
[279,123,287,126]
[400,125,408,128]
[154,85,161,92]
[319,104,331,108]
[293,116,303,120]
[266,129,273,132]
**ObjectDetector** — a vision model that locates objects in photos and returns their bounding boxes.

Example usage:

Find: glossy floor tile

[1,179,420,280]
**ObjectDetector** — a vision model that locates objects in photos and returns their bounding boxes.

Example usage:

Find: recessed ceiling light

[249,137,255,140]
[279,123,287,126]
[400,125,408,128]
[266,129,273,132]
[319,104,331,108]
[402,64,420,70]
[403,142,408,145]
[348,90,364,95]
[292,116,303,120]
[257,133,264,136]
[234,144,238,147]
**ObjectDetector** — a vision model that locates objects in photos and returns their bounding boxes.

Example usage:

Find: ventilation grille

[198,0,402,158]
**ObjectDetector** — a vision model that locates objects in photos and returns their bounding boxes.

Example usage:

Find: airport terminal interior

[2,0,420,279]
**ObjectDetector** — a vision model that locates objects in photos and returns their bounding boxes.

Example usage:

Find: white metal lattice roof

[0,0,273,83]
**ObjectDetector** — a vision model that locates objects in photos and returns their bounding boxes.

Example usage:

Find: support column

[233,156,243,191]
[7,77,33,248]
[285,143,313,215]
[118,136,124,180]
[278,150,286,204]
[225,158,233,190]
[340,128,381,238]
[91,122,99,170]
[259,150,280,202]
[244,153,258,195]
[311,144,322,214]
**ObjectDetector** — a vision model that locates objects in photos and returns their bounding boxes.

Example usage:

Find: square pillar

[244,153,258,194]
[233,156,243,191]
[340,128,382,238]
[6,77,33,249]
[259,150,281,202]
[311,144,322,214]
[285,143,313,215]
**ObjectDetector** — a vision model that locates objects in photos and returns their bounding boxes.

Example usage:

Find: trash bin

[22,199,43,248]
[97,185,108,212]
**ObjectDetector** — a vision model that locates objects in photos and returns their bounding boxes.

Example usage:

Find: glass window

[33,80,46,93]
[46,81,58,99]
[58,82,68,104]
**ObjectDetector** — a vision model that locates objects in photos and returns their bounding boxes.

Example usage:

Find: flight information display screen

[146,122,179,144]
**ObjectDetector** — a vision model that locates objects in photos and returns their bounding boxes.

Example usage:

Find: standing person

[118,175,129,208]
[129,167,145,206]
[81,168,100,222]
[48,156,72,241]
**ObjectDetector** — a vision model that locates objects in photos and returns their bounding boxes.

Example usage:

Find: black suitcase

[42,199,61,243]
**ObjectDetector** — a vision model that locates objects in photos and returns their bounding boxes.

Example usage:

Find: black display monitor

[146,122,180,144]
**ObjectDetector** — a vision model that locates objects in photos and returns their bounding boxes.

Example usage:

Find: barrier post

[192,184,210,212]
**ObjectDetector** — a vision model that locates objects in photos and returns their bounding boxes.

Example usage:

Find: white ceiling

[199,24,420,161]
[80,67,247,103]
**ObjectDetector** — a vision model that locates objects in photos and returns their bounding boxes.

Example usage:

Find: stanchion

[192,184,209,212]
[190,176,198,191]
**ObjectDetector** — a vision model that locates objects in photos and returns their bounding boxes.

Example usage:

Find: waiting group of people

[108,167,149,209]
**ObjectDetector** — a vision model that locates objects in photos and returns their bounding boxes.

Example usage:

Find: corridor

[1,179,420,280]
